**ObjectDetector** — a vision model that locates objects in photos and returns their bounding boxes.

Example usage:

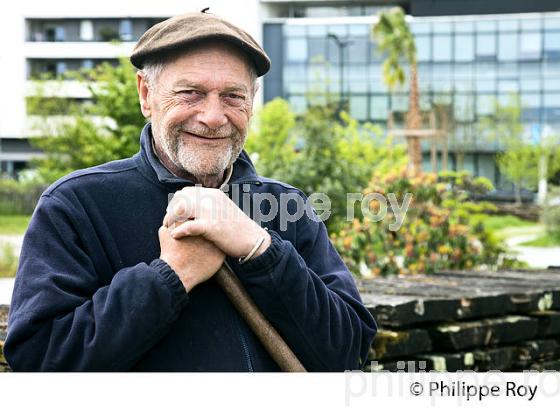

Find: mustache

[174,123,240,139]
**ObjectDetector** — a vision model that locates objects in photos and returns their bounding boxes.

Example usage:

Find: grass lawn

[482,214,538,232]
[520,233,560,247]
[0,214,31,235]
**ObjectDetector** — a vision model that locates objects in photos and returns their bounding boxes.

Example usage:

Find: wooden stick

[214,264,307,372]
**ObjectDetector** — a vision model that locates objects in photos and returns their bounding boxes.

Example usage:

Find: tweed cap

[130,11,271,77]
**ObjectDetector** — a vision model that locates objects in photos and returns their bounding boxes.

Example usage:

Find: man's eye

[224,94,246,104]
[178,90,200,96]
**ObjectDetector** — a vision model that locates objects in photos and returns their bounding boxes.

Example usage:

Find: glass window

[288,95,307,114]
[308,38,327,60]
[454,34,474,61]
[521,19,542,31]
[476,21,496,32]
[477,94,495,115]
[348,38,369,63]
[286,38,308,62]
[498,33,519,61]
[520,32,542,59]
[498,20,519,31]
[416,35,431,61]
[499,63,518,78]
[433,22,452,33]
[521,78,541,91]
[476,62,498,78]
[80,20,93,41]
[284,25,306,37]
[454,80,474,92]
[545,32,560,55]
[545,93,560,107]
[520,62,541,76]
[477,34,496,58]
[82,59,94,69]
[462,154,476,175]
[434,92,452,105]
[56,61,67,76]
[521,93,541,108]
[476,79,496,92]
[547,79,560,90]
[327,25,347,37]
[411,22,430,34]
[391,94,408,111]
[286,81,306,93]
[119,19,133,41]
[455,21,474,33]
[433,35,452,61]
[308,25,327,37]
[370,95,388,120]
[54,26,65,41]
[544,62,560,76]
[283,64,306,80]
[350,95,368,120]
[349,24,368,36]
[544,18,560,30]
[498,80,519,93]
[454,94,475,121]
[433,78,452,92]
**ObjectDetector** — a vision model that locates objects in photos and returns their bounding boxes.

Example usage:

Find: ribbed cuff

[150,258,189,311]
[230,229,285,274]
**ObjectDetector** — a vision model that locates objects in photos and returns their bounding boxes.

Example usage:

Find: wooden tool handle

[214,264,307,372]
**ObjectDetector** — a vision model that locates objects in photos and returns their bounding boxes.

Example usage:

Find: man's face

[139,43,254,177]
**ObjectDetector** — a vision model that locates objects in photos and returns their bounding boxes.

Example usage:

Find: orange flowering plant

[331,168,507,277]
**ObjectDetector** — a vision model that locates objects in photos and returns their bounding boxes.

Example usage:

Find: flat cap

[130,11,271,77]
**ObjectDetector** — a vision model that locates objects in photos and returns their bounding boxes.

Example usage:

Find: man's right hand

[158,225,226,292]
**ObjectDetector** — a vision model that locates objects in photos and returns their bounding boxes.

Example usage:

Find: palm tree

[373,7,423,173]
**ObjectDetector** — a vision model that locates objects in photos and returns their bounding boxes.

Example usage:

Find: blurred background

[0,0,559,281]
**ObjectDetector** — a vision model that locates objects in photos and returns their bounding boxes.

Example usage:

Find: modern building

[0,0,263,176]
[1,0,559,192]
[261,1,560,189]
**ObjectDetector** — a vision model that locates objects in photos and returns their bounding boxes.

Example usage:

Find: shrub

[0,243,18,278]
[0,177,44,215]
[331,168,508,276]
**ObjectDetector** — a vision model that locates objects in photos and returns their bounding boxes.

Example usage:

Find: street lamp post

[327,33,353,114]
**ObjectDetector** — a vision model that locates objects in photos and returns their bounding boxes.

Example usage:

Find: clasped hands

[158,186,271,292]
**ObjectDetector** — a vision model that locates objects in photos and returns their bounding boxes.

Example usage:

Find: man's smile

[181,131,229,143]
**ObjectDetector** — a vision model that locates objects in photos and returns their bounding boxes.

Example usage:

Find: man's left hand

[163,186,271,259]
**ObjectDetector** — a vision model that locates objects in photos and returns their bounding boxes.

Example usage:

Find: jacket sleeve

[4,194,188,371]
[228,205,377,371]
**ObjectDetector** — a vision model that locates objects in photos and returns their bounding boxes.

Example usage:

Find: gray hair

[140,57,258,95]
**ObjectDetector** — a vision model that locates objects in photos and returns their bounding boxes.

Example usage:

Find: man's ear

[137,71,152,118]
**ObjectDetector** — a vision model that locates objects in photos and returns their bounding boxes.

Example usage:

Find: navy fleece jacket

[4,123,377,371]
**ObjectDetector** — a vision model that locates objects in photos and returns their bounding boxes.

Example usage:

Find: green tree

[246,99,407,232]
[28,58,146,182]
[479,94,560,204]
[373,6,423,173]
[246,98,297,180]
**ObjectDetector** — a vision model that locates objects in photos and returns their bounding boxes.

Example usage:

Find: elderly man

[4,11,376,371]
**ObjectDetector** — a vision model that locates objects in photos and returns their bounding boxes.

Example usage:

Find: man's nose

[196,94,228,130]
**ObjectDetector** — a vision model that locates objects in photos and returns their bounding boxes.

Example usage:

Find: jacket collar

[134,122,260,190]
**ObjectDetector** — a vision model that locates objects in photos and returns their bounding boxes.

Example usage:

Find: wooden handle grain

[214,264,307,372]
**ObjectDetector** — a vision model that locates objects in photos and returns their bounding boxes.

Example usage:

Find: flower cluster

[331,167,505,277]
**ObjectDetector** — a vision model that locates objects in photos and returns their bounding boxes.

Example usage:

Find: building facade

[0,0,263,176]
[262,2,560,189]
[1,0,559,192]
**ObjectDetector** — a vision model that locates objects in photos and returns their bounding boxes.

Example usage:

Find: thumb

[170,219,208,239]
